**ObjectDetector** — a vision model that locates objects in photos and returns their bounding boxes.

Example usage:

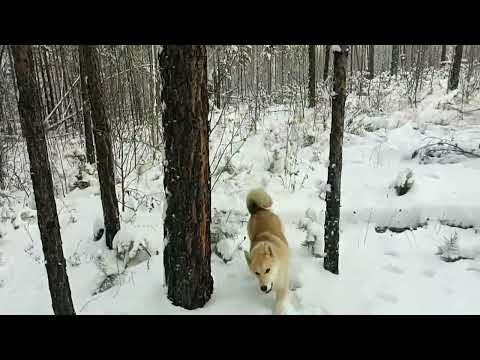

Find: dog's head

[247,242,278,294]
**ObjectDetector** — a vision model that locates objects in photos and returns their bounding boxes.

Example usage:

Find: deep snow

[1,74,480,315]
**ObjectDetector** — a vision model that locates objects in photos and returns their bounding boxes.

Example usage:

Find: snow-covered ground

[1,74,480,314]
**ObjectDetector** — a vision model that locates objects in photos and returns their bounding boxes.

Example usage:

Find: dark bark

[159,45,213,310]
[323,45,348,275]
[390,45,399,77]
[308,45,316,108]
[78,46,96,165]
[41,48,57,124]
[448,45,463,91]
[11,45,75,315]
[323,45,331,81]
[440,45,447,66]
[367,45,375,80]
[80,45,120,249]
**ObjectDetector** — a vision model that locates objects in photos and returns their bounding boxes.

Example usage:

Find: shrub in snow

[19,208,36,222]
[211,208,247,263]
[92,250,128,295]
[303,133,316,147]
[412,140,480,165]
[299,208,325,258]
[267,148,282,174]
[112,227,151,270]
[315,180,330,201]
[436,232,462,262]
[436,232,474,263]
[66,148,96,191]
[391,168,414,196]
[67,252,82,267]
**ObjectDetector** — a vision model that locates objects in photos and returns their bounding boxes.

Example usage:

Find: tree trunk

[448,45,463,91]
[308,45,316,108]
[390,45,399,77]
[323,45,348,275]
[440,45,447,67]
[41,48,57,124]
[367,44,375,80]
[213,47,221,109]
[159,45,213,310]
[323,45,331,81]
[80,45,120,249]
[11,45,75,315]
[78,46,96,165]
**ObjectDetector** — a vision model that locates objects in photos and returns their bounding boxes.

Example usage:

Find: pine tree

[11,45,75,315]
[80,45,120,249]
[323,45,349,275]
[160,45,214,309]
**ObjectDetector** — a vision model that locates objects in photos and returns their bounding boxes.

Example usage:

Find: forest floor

[1,76,480,314]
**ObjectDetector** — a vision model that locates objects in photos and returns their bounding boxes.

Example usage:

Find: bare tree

[367,45,375,80]
[440,45,447,66]
[160,45,214,309]
[80,45,120,249]
[324,45,349,275]
[78,46,95,164]
[308,45,316,108]
[323,45,331,81]
[11,45,75,314]
[448,45,464,91]
[391,45,399,77]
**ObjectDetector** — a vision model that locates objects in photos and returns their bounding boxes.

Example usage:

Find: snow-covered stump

[91,226,153,296]
[112,227,152,270]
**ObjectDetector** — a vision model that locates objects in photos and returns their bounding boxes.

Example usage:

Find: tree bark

[390,45,399,77]
[159,45,213,310]
[440,45,447,67]
[78,46,96,165]
[11,45,75,315]
[367,44,375,80]
[308,45,316,108]
[448,45,463,91]
[323,45,348,275]
[80,45,120,249]
[323,45,331,81]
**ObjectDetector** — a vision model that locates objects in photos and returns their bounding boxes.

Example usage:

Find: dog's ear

[264,243,274,257]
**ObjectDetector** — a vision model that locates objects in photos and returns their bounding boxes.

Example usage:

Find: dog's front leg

[274,288,289,315]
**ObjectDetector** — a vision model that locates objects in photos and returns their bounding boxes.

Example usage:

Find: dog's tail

[246,188,273,215]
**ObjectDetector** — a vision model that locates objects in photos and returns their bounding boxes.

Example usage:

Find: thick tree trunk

[11,45,75,315]
[390,45,399,77]
[323,45,348,275]
[80,45,120,249]
[159,45,213,310]
[448,45,463,91]
[367,44,375,80]
[323,45,331,81]
[78,46,96,165]
[308,45,316,108]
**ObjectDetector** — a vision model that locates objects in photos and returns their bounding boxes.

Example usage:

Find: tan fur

[246,188,290,315]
